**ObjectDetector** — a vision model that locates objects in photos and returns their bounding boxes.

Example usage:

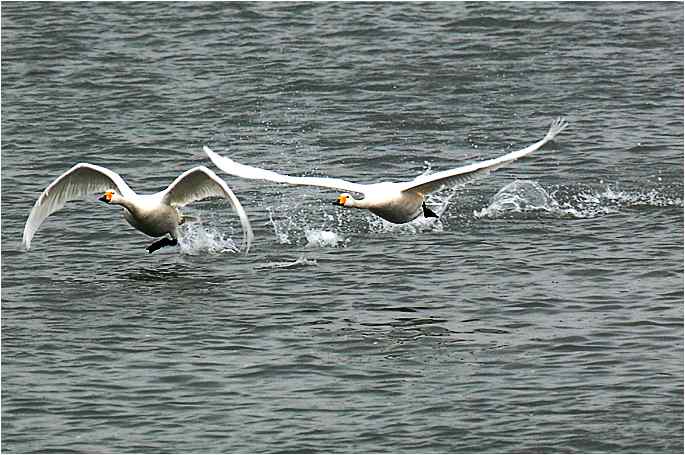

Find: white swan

[204,117,568,224]
[22,164,254,254]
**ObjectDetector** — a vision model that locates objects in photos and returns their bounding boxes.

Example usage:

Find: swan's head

[98,190,116,204]
[334,193,352,207]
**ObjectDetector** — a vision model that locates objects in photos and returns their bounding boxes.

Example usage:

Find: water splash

[366,213,444,235]
[475,180,683,220]
[588,186,683,208]
[305,229,346,248]
[268,208,295,245]
[177,223,239,255]
[474,180,568,219]
[264,177,681,240]
[268,207,349,247]
[267,189,455,241]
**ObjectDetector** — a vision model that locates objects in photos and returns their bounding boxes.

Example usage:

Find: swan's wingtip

[203,145,224,164]
[545,117,569,141]
[240,234,252,256]
[242,224,254,256]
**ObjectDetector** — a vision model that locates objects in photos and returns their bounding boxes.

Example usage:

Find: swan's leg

[422,202,439,218]
[146,237,178,254]
[146,238,169,254]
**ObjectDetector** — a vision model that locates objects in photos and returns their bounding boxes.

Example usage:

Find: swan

[22,164,254,254]
[204,117,568,224]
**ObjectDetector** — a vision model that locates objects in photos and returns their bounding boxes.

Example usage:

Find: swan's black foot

[146,237,178,254]
[423,202,439,218]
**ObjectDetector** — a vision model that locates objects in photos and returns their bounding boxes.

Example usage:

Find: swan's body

[22,164,253,253]
[204,117,568,224]
[341,182,427,223]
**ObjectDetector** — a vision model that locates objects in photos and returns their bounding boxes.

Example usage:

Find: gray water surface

[2,2,683,453]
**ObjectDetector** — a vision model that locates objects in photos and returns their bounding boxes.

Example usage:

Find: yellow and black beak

[98,191,113,203]
[333,194,347,206]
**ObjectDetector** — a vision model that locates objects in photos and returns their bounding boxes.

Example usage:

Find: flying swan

[22,164,254,254]
[204,117,568,224]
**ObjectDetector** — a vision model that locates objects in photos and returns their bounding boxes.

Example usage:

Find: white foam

[178,223,239,255]
[367,213,444,235]
[305,229,346,248]
[595,186,683,208]
[474,180,683,220]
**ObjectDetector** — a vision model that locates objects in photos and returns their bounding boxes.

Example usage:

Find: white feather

[22,163,135,250]
[203,146,367,194]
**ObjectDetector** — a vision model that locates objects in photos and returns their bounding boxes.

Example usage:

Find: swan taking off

[204,117,568,224]
[22,164,254,254]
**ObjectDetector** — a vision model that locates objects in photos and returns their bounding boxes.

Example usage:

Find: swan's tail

[544,117,569,142]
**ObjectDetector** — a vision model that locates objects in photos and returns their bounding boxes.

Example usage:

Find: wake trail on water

[474,180,683,220]
[258,170,682,248]
[254,255,318,270]
[267,204,447,248]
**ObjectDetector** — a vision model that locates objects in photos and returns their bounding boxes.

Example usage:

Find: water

[2,2,683,453]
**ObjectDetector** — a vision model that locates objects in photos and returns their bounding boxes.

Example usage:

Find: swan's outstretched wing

[400,117,568,195]
[204,146,368,195]
[162,166,254,254]
[22,163,136,250]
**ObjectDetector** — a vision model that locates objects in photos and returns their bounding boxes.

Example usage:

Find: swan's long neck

[346,195,372,209]
[110,194,139,215]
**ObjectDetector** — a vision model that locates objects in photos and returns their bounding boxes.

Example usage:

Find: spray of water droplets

[474,180,683,220]
[177,222,240,255]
